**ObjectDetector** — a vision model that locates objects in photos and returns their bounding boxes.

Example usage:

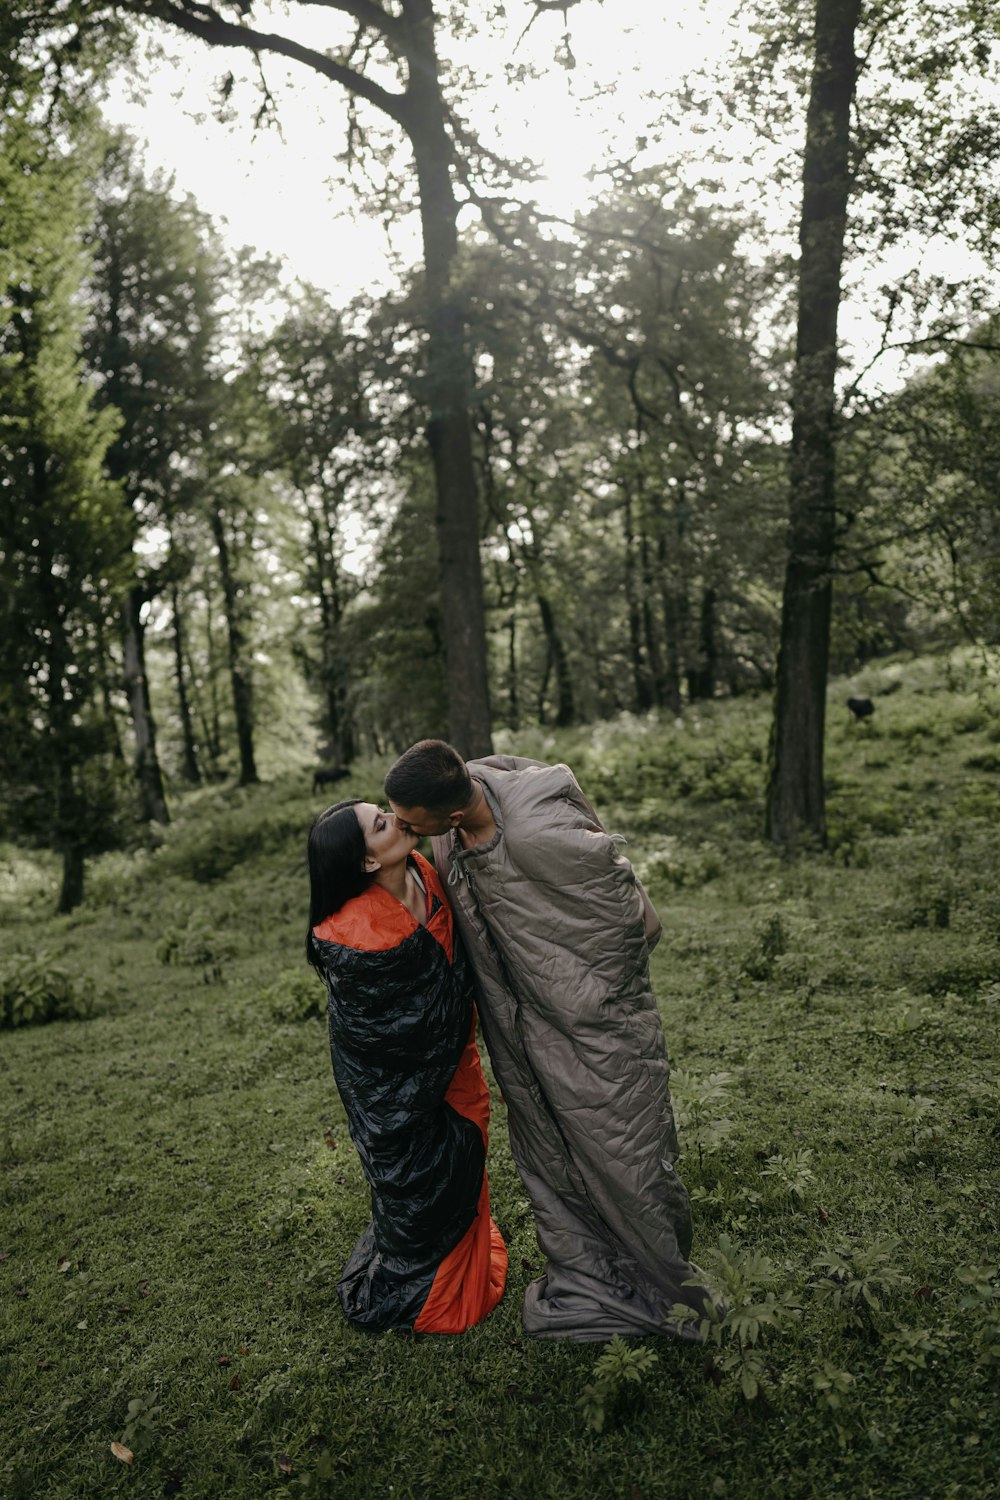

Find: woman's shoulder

[313,885,414,954]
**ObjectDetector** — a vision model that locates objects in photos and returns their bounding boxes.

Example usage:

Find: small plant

[956,1265,1000,1367]
[739,913,787,981]
[809,1238,909,1333]
[811,1359,855,1410]
[671,1070,735,1171]
[117,1395,169,1459]
[672,1233,801,1401]
[577,1335,658,1433]
[760,1147,816,1202]
[884,1323,953,1372]
[0,954,101,1029]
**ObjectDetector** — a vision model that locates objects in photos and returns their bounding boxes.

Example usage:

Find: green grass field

[2,651,998,1499]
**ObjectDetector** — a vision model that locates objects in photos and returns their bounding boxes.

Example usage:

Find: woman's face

[357,802,418,870]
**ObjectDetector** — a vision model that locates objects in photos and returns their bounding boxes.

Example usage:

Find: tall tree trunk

[58,845,85,914]
[94,612,124,762]
[404,1,492,757]
[688,586,718,702]
[208,504,258,786]
[622,480,653,711]
[507,611,520,730]
[170,579,201,784]
[537,592,575,727]
[766,0,861,847]
[122,584,170,823]
[638,522,667,709]
[655,529,684,716]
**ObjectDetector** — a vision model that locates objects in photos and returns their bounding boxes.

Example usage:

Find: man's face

[389,801,461,838]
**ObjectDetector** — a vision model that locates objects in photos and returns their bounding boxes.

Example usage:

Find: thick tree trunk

[170,580,201,784]
[404,1,492,757]
[122,584,170,823]
[208,505,258,786]
[537,592,575,727]
[766,0,861,847]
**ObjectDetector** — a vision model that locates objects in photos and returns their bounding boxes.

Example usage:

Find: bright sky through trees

[99,0,996,391]
[100,2,751,299]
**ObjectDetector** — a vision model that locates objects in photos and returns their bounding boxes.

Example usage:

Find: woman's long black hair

[305,799,374,969]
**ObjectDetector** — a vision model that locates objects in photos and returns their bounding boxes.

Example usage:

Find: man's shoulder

[468,756,578,809]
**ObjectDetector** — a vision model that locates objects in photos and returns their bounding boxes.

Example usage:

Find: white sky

[100,2,760,297]
[99,1,996,394]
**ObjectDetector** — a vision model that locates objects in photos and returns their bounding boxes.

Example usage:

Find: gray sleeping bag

[432,754,711,1341]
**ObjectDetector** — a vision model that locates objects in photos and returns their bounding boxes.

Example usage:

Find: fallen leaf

[218,1356,232,1367]
[57,1258,71,1273]
[229,1375,241,1391]
[277,1455,292,1475]
[0,1251,10,1262]
[239,1345,249,1354]
[818,1207,830,1225]
[916,1285,933,1301]
[36,1359,55,1370]
[110,1443,134,1465]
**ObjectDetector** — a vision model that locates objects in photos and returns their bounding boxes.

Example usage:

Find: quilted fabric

[433,757,711,1341]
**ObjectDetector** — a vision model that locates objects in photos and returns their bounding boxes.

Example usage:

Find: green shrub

[739,912,788,980]
[0,954,102,1029]
[259,968,326,1023]
[156,920,233,983]
[156,804,304,884]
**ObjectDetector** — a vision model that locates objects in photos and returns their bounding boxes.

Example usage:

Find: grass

[1,648,998,1499]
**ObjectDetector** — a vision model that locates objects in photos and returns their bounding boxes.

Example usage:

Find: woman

[306,799,507,1334]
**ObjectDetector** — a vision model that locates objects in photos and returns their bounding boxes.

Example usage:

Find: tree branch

[146,0,410,126]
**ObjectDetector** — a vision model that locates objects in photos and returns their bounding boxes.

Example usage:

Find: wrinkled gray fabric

[432,755,710,1341]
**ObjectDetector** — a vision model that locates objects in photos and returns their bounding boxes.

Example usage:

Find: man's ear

[448,811,464,828]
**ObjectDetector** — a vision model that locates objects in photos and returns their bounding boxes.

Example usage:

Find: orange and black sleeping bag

[310,851,506,1334]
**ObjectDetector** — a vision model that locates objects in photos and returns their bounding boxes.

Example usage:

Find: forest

[1,3,999,1498]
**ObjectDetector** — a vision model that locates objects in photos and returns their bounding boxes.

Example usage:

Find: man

[385,739,710,1342]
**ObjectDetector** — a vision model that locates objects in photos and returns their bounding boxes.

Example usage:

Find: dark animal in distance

[312,766,351,794]
[846,696,875,721]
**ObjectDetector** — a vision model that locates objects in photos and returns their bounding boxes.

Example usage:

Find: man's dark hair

[305,799,373,968]
[385,739,473,816]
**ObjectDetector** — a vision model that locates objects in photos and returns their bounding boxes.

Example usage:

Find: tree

[85,137,226,819]
[6,0,500,755]
[752,0,1000,845]
[764,0,861,847]
[258,288,372,764]
[0,111,130,911]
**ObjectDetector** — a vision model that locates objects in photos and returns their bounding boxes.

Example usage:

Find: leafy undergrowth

[1,649,998,1499]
